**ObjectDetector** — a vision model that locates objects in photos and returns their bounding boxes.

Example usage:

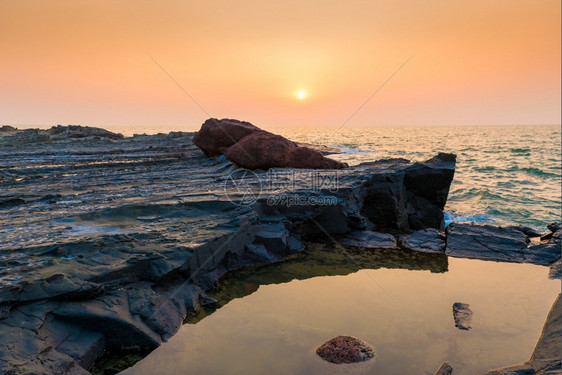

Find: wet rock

[546,222,561,233]
[453,302,473,330]
[193,118,261,156]
[434,362,453,375]
[339,231,397,249]
[446,223,530,263]
[400,228,445,253]
[316,336,375,364]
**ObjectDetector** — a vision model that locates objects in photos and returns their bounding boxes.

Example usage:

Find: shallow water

[122,244,559,375]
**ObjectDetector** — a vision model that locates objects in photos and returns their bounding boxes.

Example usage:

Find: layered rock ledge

[0,125,559,375]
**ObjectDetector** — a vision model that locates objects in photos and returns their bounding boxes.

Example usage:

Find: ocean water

[273,125,561,230]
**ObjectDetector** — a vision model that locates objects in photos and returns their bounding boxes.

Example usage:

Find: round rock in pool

[316,336,375,364]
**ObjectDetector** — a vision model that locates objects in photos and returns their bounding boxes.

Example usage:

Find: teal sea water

[274,125,561,230]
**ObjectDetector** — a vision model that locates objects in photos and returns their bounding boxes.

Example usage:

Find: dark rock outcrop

[453,302,473,330]
[446,223,561,266]
[316,336,375,364]
[193,118,348,170]
[360,154,456,231]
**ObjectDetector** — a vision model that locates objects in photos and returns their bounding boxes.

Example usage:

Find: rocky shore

[0,123,559,375]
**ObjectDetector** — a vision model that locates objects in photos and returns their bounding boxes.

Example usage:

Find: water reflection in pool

[121,243,559,375]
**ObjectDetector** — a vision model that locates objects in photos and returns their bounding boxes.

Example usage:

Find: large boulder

[289,146,347,169]
[223,132,296,170]
[193,118,261,156]
[194,118,348,170]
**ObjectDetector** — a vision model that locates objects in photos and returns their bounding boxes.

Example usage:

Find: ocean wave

[510,147,531,153]
[443,212,495,227]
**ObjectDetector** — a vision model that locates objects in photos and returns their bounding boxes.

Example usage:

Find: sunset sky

[1,0,560,132]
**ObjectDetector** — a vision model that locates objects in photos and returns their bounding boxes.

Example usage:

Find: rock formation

[446,222,561,266]
[0,126,559,375]
[193,118,348,170]
[0,125,123,145]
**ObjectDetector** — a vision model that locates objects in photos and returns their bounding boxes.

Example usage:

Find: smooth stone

[316,336,375,364]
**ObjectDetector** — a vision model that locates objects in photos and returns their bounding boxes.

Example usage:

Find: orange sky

[0,0,560,131]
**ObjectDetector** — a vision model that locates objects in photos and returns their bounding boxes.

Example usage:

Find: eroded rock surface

[316,336,375,364]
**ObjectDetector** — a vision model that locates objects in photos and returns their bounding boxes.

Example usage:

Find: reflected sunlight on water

[122,250,559,375]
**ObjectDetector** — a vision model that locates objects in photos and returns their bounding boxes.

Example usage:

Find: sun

[296,90,307,100]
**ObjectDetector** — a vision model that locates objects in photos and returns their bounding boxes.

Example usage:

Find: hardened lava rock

[316,336,375,364]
